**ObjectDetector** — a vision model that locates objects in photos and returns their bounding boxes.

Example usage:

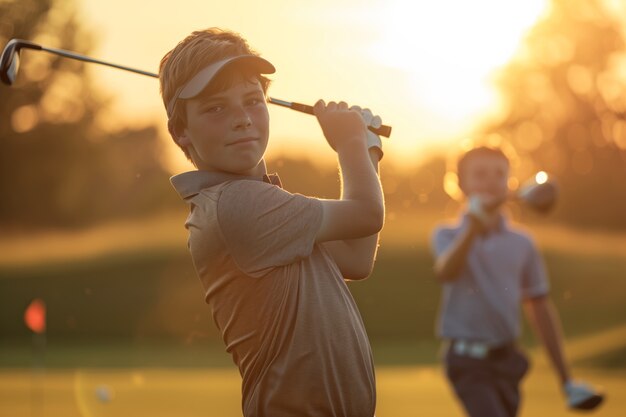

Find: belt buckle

[468,343,488,359]
[453,340,489,359]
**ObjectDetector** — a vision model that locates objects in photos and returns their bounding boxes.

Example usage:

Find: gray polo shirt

[171,170,376,417]
[431,214,550,346]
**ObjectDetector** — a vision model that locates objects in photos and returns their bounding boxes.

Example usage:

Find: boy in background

[431,146,603,417]
[160,28,384,417]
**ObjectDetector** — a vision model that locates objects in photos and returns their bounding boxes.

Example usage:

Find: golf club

[513,171,558,213]
[0,38,392,137]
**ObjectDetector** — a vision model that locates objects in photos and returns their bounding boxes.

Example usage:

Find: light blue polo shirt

[431,214,550,346]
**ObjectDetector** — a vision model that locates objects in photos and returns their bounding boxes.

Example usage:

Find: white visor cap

[166,54,275,118]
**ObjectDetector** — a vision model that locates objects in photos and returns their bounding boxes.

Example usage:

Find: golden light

[535,171,548,184]
[369,0,548,126]
[76,0,552,170]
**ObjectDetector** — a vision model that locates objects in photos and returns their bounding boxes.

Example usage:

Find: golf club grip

[289,102,392,138]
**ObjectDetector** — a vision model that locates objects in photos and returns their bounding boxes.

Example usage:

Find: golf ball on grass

[95,384,114,403]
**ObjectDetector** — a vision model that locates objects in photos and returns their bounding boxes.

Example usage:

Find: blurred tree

[267,156,340,199]
[267,155,451,219]
[481,0,626,229]
[0,0,175,230]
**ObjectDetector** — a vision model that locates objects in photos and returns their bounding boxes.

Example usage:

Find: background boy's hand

[468,195,501,228]
[314,100,367,153]
[350,105,384,161]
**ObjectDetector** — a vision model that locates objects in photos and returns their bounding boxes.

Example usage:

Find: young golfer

[159,28,384,417]
[431,146,604,417]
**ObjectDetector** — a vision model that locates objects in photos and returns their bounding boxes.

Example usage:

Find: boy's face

[460,153,509,208]
[177,76,269,175]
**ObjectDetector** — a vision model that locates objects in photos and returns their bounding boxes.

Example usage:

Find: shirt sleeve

[217,180,323,277]
[521,237,550,299]
[431,226,454,257]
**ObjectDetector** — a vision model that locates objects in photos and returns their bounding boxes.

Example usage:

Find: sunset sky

[76,0,554,171]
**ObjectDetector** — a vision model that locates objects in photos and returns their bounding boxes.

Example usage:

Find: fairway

[1,213,625,416]
[0,364,623,417]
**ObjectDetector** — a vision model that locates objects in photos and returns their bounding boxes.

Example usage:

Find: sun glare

[370,0,548,125]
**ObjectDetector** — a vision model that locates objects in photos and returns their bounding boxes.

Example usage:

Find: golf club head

[0,39,42,86]
[516,175,559,213]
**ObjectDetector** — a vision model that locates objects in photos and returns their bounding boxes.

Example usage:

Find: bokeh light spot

[11,105,39,133]
[567,65,593,95]
[515,121,544,151]
[535,171,548,184]
[508,176,520,191]
[443,171,463,202]
[612,120,626,149]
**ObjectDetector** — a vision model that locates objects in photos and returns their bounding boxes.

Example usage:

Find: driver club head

[0,41,19,85]
[516,175,559,213]
[0,39,42,86]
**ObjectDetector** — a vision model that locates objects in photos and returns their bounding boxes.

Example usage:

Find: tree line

[1,0,625,231]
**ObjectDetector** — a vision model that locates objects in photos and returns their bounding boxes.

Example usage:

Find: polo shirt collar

[170,170,282,200]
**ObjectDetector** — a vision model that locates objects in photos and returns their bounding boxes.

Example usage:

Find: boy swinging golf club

[1,29,389,417]
[430,146,604,417]
[161,28,384,417]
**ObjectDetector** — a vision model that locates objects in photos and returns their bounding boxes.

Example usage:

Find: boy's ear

[168,119,191,147]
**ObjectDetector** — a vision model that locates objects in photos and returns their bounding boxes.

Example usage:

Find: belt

[449,339,515,360]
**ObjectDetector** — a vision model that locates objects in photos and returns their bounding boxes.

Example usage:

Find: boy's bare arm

[433,218,481,282]
[523,296,571,385]
[322,148,381,279]
[313,100,384,245]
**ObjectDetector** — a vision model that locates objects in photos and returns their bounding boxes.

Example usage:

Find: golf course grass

[1,361,624,417]
[1,211,625,416]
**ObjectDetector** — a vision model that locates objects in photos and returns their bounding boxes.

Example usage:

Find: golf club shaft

[4,39,392,137]
[40,45,158,78]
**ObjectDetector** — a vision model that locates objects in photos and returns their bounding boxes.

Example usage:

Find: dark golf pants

[445,343,530,417]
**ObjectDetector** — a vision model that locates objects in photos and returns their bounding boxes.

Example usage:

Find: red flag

[24,299,46,334]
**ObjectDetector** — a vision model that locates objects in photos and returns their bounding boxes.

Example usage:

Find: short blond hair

[159,28,270,159]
